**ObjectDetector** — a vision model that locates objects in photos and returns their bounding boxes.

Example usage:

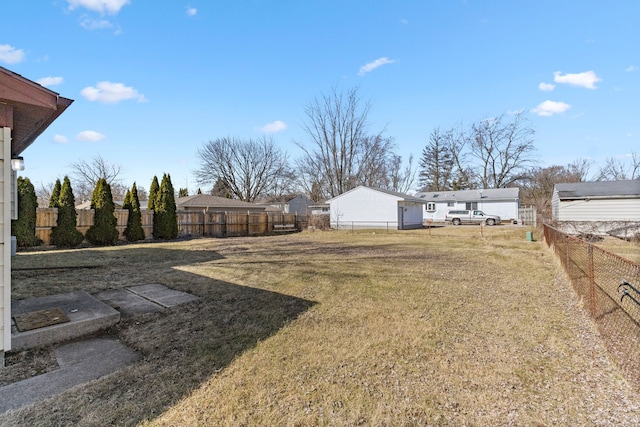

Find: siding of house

[420,188,520,222]
[1,128,10,354]
[329,186,424,229]
[555,197,640,221]
[331,187,398,228]
[399,202,425,229]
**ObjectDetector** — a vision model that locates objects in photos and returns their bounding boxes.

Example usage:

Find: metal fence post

[588,244,595,316]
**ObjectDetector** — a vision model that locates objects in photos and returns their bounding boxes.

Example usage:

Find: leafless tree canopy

[296,86,412,199]
[595,152,640,181]
[519,159,593,219]
[69,154,125,202]
[419,113,535,191]
[194,136,288,202]
[468,112,536,188]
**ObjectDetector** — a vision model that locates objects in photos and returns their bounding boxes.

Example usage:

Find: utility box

[526,231,534,242]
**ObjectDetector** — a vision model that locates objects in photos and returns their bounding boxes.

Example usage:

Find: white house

[328,186,425,230]
[552,180,640,235]
[416,187,520,223]
[0,66,72,365]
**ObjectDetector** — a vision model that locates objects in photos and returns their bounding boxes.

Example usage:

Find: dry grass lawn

[1,226,639,426]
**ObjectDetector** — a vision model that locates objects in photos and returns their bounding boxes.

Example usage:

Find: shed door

[398,206,404,230]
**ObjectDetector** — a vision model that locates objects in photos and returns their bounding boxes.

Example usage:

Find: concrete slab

[0,337,140,414]
[95,288,163,318]
[126,284,201,308]
[11,291,120,352]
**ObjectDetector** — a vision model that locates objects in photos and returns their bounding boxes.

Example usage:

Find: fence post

[588,244,595,316]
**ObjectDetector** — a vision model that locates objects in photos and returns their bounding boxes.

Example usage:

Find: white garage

[328,186,425,230]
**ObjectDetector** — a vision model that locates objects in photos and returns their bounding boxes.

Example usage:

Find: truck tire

[452,218,461,226]
[486,218,495,226]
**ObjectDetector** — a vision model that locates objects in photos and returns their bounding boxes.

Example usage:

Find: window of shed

[447,202,454,207]
[465,202,478,210]
[426,202,436,212]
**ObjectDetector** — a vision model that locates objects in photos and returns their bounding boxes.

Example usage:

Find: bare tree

[387,153,416,194]
[36,181,55,207]
[519,158,593,219]
[468,112,536,188]
[296,86,396,199]
[595,152,640,181]
[69,154,124,202]
[194,136,288,202]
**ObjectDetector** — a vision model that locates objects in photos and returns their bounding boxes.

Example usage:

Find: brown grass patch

[2,226,639,426]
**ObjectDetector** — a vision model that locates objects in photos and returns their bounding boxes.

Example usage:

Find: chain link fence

[543,224,640,388]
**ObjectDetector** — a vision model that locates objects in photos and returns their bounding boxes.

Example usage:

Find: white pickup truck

[445,210,501,226]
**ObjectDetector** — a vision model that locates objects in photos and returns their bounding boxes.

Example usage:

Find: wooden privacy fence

[36,208,154,244]
[176,211,306,238]
[35,209,305,244]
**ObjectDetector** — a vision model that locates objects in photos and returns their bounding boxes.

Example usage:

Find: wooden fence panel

[76,210,94,236]
[35,208,57,245]
[34,208,303,245]
[114,209,129,240]
[141,211,154,240]
[177,211,204,238]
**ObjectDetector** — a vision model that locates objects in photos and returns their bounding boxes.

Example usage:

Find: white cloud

[80,81,146,103]
[0,44,25,64]
[52,134,69,144]
[260,120,287,133]
[358,57,395,76]
[37,76,64,87]
[626,65,638,72]
[531,100,571,117]
[67,0,130,15]
[553,71,601,89]
[538,82,555,91]
[186,7,198,16]
[80,17,114,30]
[76,130,106,142]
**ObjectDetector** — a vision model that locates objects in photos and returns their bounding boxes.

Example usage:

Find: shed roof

[416,187,520,202]
[0,66,73,156]
[176,194,266,210]
[328,186,426,203]
[555,180,640,199]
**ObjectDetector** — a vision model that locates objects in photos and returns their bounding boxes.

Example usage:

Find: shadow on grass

[4,246,316,425]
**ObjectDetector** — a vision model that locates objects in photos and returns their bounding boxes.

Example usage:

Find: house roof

[555,180,640,199]
[328,186,426,203]
[0,66,73,156]
[415,187,520,202]
[176,194,266,210]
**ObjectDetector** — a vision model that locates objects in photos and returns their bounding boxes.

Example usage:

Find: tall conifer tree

[50,176,84,247]
[86,178,119,245]
[124,182,145,241]
[154,173,178,239]
[49,178,62,208]
[148,176,159,212]
[12,177,39,247]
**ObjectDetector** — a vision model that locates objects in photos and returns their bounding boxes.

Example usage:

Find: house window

[447,202,454,207]
[465,202,478,210]
[426,202,436,212]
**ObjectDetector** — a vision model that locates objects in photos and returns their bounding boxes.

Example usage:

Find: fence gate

[518,207,536,226]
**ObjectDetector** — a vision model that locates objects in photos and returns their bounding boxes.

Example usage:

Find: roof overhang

[0,66,73,156]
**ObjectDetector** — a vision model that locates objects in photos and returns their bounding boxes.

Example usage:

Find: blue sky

[2,0,639,194]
